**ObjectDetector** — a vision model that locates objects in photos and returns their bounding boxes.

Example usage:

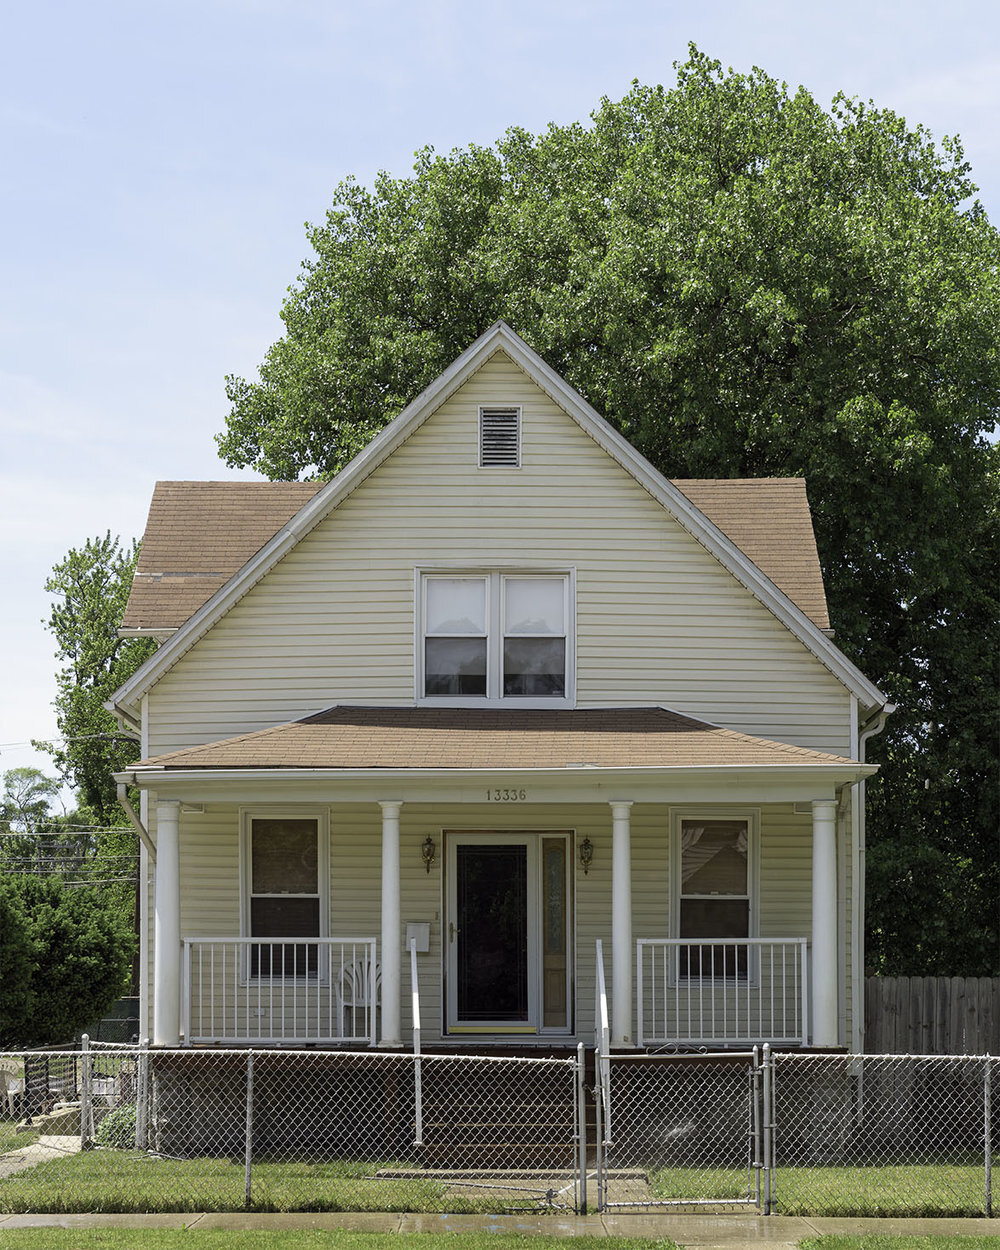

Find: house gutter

[116,779,156,863]
[853,702,895,1051]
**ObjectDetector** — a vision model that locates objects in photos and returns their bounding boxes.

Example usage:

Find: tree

[217,48,999,975]
[0,875,135,1047]
[41,534,155,828]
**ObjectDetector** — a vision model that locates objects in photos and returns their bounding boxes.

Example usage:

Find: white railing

[182,937,378,1045]
[594,938,612,1155]
[409,938,423,1146]
[636,938,809,1047]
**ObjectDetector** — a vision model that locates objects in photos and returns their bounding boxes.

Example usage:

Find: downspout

[117,777,156,863]
[854,703,895,1052]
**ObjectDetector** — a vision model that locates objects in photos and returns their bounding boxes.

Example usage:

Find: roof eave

[109,320,887,719]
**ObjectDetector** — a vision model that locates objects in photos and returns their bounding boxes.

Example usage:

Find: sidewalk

[0,1211,998,1245]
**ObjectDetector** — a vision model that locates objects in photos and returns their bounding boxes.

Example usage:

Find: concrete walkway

[0,1135,82,1180]
[0,1211,998,1244]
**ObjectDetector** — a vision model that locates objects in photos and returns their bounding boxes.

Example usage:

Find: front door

[446,832,572,1035]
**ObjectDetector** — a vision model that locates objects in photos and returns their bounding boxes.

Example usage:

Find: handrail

[183,936,378,1044]
[636,937,810,1047]
[595,938,612,1149]
[409,938,423,1146]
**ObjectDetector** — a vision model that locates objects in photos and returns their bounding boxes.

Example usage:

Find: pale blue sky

[2,0,998,792]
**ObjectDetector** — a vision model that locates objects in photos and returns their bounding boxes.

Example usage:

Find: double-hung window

[671,812,756,980]
[242,812,328,979]
[420,572,573,703]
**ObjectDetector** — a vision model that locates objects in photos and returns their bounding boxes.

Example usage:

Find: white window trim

[239,807,331,983]
[669,807,759,984]
[415,567,577,707]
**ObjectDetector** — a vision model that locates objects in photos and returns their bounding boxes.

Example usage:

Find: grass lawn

[649,1162,989,1217]
[0,1126,38,1155]
[0,1150,568,1215]
[801,1239,1000,1250]
[0,1232,681,1249]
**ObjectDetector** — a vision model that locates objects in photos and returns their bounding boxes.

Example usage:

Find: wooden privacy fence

[865,976,1000,1054]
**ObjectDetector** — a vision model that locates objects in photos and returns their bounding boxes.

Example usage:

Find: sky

[2,0,998,798]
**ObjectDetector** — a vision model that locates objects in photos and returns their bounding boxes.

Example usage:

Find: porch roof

[134,705,857,771]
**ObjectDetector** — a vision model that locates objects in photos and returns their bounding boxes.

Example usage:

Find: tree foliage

[218,48,998,975]
[0,874,135,1047]
[41,534,155,828]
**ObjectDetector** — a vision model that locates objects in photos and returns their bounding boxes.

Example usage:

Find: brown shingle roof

[122,481,325,630]
[672,479,829,630]
[122,478,829,633]
[136,706,851,771]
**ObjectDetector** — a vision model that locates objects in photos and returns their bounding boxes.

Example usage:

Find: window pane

[425,637,487,695]
[250,897,320,937]
[504,578,564,635]
[251,819,318,893]
[681,821,748,894]
[503,637,565,696]
[426,578,486,635]
[679,899,749,979]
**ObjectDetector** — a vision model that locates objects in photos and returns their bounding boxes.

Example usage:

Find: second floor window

[421,573,571,702]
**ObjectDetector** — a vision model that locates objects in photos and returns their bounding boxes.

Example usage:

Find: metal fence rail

[0,1044,581,1215]
[0,1044,995,1216]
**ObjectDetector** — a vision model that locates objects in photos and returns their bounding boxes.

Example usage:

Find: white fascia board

[109,324,527,722]
[110,319,886,719]
[492,328,887,712]
[123,761,878,807]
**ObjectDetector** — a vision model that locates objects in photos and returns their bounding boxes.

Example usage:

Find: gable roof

[130,705,866,773]
[122,481,324,632]
[122,477,829,634]
[110,321,885,723]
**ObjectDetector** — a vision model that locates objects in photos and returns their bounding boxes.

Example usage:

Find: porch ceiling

[133,705,858,771]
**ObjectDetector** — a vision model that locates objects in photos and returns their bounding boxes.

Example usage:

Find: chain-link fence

[0,1044,583,1214]
[769,1052,997,1217]
[595,1048,996,1216]
[597,1051,763,1210]
[1,1044,994,1217]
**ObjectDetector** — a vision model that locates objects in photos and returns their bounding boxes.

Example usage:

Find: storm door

[446,832,572,1034]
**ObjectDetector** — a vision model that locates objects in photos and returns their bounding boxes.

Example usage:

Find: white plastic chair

[334,959,380,1041]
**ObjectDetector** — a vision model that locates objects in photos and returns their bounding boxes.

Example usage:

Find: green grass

[648,1162,990,1218]
[0,1232,681,1249]
[801,1239,1000,1250]
[0,1150,568,1215]
[0,1124,38,1155]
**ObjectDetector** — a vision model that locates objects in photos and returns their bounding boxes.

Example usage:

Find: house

[109,321,889,1059]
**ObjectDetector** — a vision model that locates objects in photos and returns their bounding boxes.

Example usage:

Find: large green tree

[41,534,155,828]
[218,49,999,976]
[0,875,135,1047]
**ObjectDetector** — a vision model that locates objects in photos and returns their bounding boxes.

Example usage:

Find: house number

[487,788,527,801]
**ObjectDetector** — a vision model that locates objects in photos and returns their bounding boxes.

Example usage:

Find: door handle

[449,922,459,942]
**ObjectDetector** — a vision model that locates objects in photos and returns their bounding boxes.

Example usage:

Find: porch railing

[182,937,378,1045]
[636,938,809,1047]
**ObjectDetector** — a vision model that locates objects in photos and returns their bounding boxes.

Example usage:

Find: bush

[0,876,135,1047]
[94,1103,136,1150]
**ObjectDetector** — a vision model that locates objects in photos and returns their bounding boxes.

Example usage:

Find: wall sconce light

[421,835,437,874]
[579,837,594,875]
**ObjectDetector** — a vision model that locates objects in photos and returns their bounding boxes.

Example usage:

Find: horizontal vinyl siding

[149,351,851,755]
[171,799,853,1045]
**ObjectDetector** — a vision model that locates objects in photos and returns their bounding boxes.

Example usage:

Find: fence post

[577,1043,587,1214]
[762,1043,773,1215]
[986,1054,992,1218]
[244,1051,254,1211]
[136,1045,149,1149]
[594,1048,604,1213]
[79,1034,93,1149]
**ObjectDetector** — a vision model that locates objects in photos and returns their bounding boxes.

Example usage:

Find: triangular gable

[109,322,885,727]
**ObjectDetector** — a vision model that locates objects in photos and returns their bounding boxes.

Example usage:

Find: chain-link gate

[769,1051,996,1217]
[595,1049,765,1211]
[0,1043,584,1214]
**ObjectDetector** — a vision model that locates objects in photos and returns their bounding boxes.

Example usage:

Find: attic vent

[479,406,521,467]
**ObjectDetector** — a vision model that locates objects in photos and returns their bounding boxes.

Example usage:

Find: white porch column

[610,801,634,1047]
[811,799,839,1047]
[378,801,403,1048]
[153,799,181,1047]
